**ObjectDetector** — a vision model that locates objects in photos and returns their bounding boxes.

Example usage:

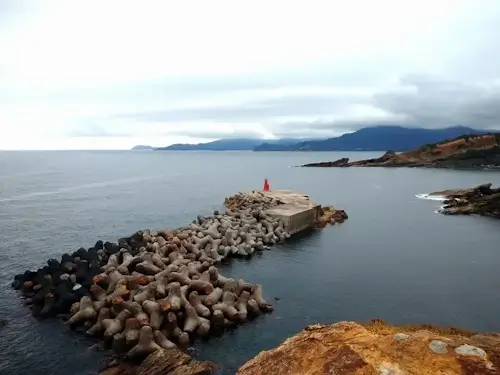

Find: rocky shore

[100,348,217,375]
[301,133,500,169]
[10,190,347,373]
[429,183,500,219]
[237,319,500,375]
[315,205,348,227]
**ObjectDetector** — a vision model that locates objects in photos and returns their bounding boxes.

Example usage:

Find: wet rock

[316,206,349,228]
[99,364,134,375]
[430,183,500,219]
[99,349,217,374]
[137,349,216,374]
[236,320,500,375]
[301,157,350,167]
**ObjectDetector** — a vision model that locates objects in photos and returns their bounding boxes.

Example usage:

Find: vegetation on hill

[302,133,500,169]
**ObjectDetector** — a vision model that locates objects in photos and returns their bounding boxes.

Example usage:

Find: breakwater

[9,190,347,370]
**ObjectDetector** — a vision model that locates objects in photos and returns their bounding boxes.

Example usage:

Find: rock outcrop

[301,157,350,168]
[237,320,500,375]
[315,206,348,228]
[301,133,500,169]
[430,183,500,219]
[100,348,216,375]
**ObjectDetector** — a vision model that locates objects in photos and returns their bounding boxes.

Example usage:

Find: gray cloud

[100,72,500,141]
[270,120,400,138]
[112,92,366,124]
[374,75,500,130]
[3,1,500,150]
[165,129,266,140]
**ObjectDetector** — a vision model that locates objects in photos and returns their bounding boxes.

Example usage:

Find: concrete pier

[261,190,321,235]
[11,187,347,375]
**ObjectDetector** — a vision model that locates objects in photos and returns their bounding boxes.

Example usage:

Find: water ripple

[2,151,500,375]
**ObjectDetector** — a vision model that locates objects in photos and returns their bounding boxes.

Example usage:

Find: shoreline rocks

[224,191,285,212]
[315,206,348,228]
[430,183,500,219]
[300,133,500,169]
[99,348,217,375]
[11,190,348,372]
[236,319,500,375]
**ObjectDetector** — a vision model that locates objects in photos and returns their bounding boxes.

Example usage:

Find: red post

[263,178,270,191]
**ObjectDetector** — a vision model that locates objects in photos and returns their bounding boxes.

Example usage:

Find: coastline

[416,183,500,219]
[300,134,500,170]
[299,163,500,170]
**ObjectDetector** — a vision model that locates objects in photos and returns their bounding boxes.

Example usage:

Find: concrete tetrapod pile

[224,190,285,212]
[10,191,294,366]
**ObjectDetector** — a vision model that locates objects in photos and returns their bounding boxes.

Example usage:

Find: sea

[1,150,500,375]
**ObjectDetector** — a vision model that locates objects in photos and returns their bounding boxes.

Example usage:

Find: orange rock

[138,348,216,375]
[99,364,134,375]
[135,275,150,286]
[100,349,216,375]
[237,320,500,375]
[316,206,348,228]
[93,275,105,284]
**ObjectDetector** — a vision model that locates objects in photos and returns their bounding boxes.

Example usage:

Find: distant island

[254,125,487,151]
[131,126,489,152]
[301,133,500,169]
[131,145,154,150]
[156,138,268,151]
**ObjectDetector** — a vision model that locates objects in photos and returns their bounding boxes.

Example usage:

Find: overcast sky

[1,0,500,150]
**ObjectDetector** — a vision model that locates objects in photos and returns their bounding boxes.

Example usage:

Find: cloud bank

[1,0,500,149]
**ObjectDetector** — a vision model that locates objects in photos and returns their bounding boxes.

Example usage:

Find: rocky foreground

[237,320,500,375]
[302,133,500,169]
[430,183,500,219]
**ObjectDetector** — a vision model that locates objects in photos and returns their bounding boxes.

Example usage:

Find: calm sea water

[1,150,500,375]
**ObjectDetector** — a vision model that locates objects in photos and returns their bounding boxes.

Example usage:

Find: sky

[1,0,500,150]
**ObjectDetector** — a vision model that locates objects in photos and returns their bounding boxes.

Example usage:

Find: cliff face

[302,134,500,169]
[237,320,500,375]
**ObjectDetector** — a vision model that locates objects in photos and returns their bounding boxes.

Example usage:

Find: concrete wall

[259,189,322,235]
[268,205,321,235]
[286,205,321,235]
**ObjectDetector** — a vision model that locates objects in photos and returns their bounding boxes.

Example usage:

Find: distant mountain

[131,145,154,150]
[156,138,317,151]
[253,126,488,152]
